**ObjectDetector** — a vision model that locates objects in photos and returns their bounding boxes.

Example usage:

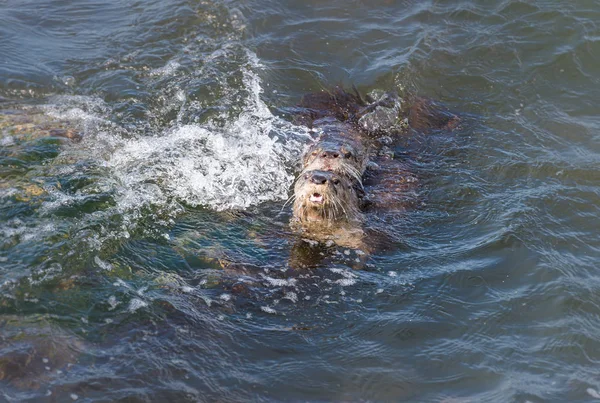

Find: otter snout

[320,150,340,159]
[293,169,361,224]
[310,172,328,184]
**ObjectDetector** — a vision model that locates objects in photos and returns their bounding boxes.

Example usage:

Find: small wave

[260,306,277,314]
[127,298,148,313]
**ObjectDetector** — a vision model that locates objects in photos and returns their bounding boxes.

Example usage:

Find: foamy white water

[36,51,310,250]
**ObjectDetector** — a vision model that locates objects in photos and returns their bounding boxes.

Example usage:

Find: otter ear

[360,195,373,209]
[302,148,314,164]
[353,183,366,199]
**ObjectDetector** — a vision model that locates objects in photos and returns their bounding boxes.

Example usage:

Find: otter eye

[341,146,352,159]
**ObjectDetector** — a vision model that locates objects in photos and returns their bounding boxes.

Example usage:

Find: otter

[293,169,362,224]
[300,116,369,186]
[290,87,457,251]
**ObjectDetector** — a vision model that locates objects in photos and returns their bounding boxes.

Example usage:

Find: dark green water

[1,0,600,401]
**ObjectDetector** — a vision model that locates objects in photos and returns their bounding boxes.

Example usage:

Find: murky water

[1,0,600,401]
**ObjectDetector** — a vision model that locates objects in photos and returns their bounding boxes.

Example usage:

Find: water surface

[1,0,600,401]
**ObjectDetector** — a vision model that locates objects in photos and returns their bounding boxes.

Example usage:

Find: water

[1,0,600,401]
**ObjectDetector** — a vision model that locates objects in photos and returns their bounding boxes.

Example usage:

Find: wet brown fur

[293,170,361,225]
[407,97,460,131]
[291,87,458,249]
[291,87,375,231]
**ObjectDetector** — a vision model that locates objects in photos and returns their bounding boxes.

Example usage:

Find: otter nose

[309,172,328,184]
[321,150,340,158]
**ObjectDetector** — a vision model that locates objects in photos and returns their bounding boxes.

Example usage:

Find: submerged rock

[0,104,83,203]
[0,315,84,390]
[0,106,81,142]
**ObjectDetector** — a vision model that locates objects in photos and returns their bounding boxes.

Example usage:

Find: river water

[1,0,599,401]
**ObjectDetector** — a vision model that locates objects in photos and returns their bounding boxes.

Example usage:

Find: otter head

[293,170,362,225]
[302,141,365,185]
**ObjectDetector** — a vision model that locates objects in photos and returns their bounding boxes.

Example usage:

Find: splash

[0,48,310,299]
[39,50,309,248]
[103,62,308,212]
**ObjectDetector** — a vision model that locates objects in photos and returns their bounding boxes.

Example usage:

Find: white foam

[128,298,148,313]
[260,306,276,314]
[588,388,600,399]
[149,60,181,77]
[336,278,356,287]
[107,295,119,310]
[94,256,113,271]
[1,134,15,146]
[30,50,309,253]
[78,53,302,215]
[0,219,57,244]
[105,118,296,211]
[262,275,297,287]
[284,292,298,303]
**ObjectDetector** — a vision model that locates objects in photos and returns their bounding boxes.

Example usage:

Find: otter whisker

[337,198,349,219]
[336,197,351,220]
[330,195,342,218]
[343,165,362,182]
[293,174,306,187]
[281,193,296,212]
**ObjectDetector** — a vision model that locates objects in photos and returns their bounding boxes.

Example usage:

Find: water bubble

[63,76,75,86]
